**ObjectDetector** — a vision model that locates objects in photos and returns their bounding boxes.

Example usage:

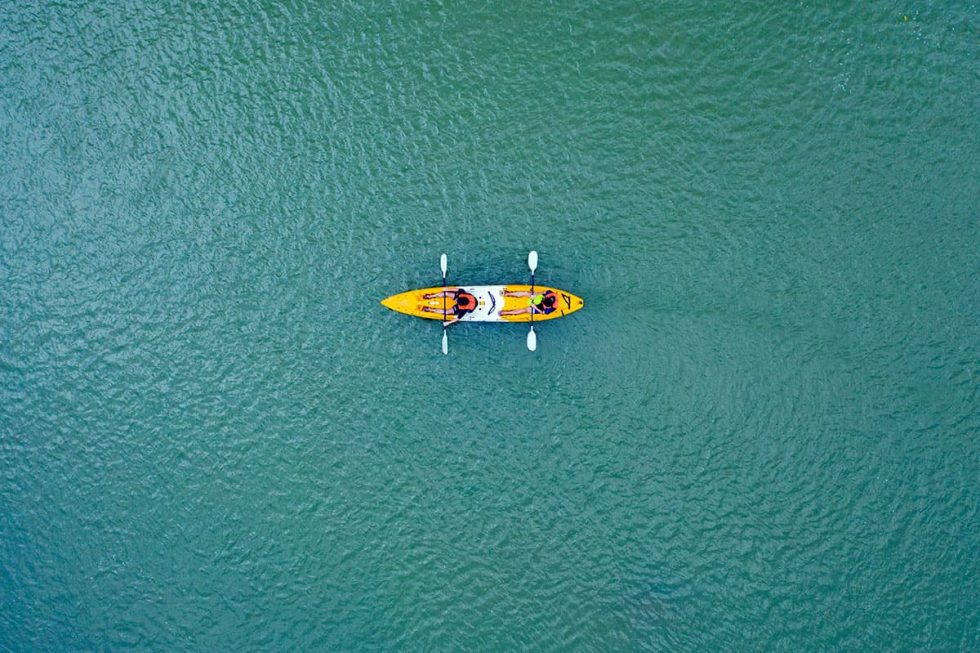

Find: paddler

[499,289,558,317]
[422,287,478,326]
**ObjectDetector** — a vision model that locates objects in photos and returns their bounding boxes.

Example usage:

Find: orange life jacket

[456,292,477,311]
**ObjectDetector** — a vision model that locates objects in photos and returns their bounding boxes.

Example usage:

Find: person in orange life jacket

[499,288,558,317]
[422,287,478,326]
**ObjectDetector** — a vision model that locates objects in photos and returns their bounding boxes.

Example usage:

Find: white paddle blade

[527,327,537,351]
[442,329,448,354]
[528,250,538,273]
[440,253,448,277]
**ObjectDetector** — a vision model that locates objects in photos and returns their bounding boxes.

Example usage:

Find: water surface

[1,1,978,650]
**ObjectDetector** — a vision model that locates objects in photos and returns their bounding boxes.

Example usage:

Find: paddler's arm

[442,318,460,327]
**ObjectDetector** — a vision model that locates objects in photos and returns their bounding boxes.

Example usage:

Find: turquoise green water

[2,1,978,650]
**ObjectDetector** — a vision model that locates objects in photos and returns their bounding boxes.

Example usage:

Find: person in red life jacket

[422,287,479,326]
[499,288,558,317]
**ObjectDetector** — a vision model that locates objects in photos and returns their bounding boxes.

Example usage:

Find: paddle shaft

[530,271,535,325]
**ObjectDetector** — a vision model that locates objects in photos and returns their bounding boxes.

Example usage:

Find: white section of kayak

[457,286,506,322]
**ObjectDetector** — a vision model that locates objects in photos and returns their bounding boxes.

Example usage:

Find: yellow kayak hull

[380,285,584,323]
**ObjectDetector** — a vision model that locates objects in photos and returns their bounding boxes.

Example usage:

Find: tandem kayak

[381,251,582,353]
[380,284,585,323]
